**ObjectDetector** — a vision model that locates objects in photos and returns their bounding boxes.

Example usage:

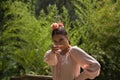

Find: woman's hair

[52,27,68,37]
[51,23,67,37]
[51,23,70,44]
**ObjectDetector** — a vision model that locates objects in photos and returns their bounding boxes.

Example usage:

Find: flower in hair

[51,22,64,30]
[58,22,64,27]
[51,23,59,30]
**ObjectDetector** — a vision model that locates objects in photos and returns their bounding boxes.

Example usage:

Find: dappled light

[0,0,120,80]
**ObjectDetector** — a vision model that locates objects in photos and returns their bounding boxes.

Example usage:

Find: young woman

[44,23,101,80]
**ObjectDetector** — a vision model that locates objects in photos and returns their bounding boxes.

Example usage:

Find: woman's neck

[60,45,71,55]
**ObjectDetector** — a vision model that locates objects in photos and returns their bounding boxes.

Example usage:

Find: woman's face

[52,34,69,50]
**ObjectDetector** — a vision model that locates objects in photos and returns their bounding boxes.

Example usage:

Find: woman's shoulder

[70,46,82,52]
[46,49,52,53]
[70,46,86,55]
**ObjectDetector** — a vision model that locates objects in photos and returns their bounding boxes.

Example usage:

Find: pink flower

[51,23,59,30]
[58,22,64,27]
[51,22,64,30]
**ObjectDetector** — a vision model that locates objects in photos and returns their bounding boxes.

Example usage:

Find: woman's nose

[55,42,61,45]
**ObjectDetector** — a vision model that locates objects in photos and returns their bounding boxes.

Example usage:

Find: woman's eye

[53,40,57,43]
[59,38,64,42]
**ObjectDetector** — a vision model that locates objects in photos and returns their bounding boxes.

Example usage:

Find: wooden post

[10,74,53,80]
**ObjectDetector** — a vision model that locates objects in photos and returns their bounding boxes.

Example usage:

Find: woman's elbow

[96,62,101,76]
[90,62,101,79]
[84,62,101,79]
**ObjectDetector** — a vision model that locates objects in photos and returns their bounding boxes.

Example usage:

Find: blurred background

[0,0,120,80]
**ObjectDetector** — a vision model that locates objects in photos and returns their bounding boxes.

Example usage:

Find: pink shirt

[44,46,100,80]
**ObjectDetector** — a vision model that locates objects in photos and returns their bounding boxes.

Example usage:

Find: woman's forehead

[53,34,65,39]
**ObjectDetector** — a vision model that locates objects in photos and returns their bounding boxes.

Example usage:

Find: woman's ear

[65,35,68,40]
[65,35,70,44]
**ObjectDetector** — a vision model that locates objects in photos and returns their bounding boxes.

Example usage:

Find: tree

[0,0,120,79]
[70,0,120,79]
[0,0,49,79]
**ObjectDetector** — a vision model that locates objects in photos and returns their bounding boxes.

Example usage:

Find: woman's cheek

[62,42,67,48]
[61,41,66,46]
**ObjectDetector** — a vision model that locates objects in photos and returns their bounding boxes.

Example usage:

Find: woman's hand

[51,44,62,54]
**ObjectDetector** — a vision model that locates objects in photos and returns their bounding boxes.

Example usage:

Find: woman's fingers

[51,44,61,54]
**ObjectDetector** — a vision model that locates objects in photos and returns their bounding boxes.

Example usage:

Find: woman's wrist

[51,50,56,54]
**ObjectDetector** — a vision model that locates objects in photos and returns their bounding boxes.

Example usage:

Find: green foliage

[0,0,51,79]
[70,0,120,79]
[0,0,120,80]
[0,0,71,79]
